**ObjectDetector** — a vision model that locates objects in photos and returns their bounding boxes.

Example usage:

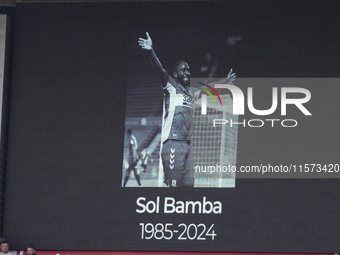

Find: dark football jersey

[161,79,197,143]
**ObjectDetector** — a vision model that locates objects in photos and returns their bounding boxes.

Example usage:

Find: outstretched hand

[226,68,236,84]
[138,32,153,50]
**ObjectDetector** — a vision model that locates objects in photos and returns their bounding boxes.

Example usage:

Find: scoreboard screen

[3,1,340,253]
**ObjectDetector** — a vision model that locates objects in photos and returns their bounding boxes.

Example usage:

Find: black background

[3,1,340,253]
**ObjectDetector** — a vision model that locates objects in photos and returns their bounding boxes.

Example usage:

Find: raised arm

[208,68,236,87]
[206,68,236,97]
[138,32,170,87]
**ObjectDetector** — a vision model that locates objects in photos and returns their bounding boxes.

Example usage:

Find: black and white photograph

[122,30,238,188]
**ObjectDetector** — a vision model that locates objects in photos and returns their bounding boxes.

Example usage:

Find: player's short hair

[127,129,132,134]
[1,241,9,245]
[173,60,188,75]
[27,244,36,250]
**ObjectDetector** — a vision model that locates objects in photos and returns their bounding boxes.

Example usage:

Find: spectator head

[26,244,36,255]
[0,241,9,253]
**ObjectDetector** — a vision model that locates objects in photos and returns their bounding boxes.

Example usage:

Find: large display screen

[3,1,340,253]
